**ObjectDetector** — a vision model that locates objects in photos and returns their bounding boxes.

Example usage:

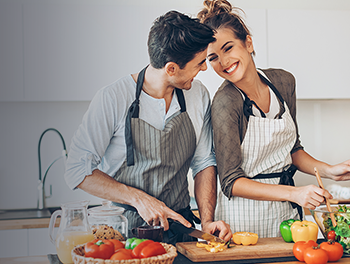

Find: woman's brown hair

[198,0,255,55]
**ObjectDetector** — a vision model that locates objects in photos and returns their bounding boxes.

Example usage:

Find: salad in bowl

[310,204,350,253]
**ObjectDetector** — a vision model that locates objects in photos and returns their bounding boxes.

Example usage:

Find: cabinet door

[268,9,350,99]
[0,229,28,257]
[0,2,24,101]
[28,227,58,256]
[22,2,152,101]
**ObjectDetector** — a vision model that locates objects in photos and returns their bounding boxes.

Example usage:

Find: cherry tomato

[131,240,155,258]
[320,240,344,262]
[327,230,336,241]
[108,239,125,252]
[292,240,318,261]
[303,247,328,264]
[110,248,134,260]
[140,242,166,258]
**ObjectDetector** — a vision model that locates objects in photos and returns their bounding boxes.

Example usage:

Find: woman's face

[207,27,254,85]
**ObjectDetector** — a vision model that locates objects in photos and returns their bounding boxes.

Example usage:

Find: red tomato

[303,247,328,264]
[110,248,134,260]
[85,240,115,259]
[108,239,125,252]
[140,242,166,258]
[292,240,318,261]
[131,240,155,258]
[327,230,336,241]
[320,240,344,262]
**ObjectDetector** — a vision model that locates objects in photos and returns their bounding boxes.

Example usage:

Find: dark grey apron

[113,66,199,244]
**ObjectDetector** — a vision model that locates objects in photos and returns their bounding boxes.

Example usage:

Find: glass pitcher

[49,200,94,264]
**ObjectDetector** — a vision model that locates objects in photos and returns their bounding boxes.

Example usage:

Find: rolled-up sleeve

[64,88,117,190]
[211,85,247,198]
[190,87,216,177]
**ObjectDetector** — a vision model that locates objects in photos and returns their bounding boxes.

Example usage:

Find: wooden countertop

[0,255,349,264]
[0,218,60,230]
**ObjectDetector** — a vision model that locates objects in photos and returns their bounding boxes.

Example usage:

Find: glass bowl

[310,204,350,253]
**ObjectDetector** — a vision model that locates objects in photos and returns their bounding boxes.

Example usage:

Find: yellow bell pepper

[196,241,227,253]
[290,220,318,242]
[232,232,259,246]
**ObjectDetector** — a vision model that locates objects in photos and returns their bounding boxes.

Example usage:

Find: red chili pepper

[140,241,166,258]
[131,240,155,258]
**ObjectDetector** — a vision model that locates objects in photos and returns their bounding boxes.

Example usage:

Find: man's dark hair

[148,10,215,69]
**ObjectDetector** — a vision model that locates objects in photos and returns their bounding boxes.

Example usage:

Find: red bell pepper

[85,239,115,259]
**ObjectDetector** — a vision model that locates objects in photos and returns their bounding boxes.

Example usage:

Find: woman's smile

[224,62,238,74]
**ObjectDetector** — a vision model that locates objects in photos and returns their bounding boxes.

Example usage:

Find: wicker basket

[72,242,177,264]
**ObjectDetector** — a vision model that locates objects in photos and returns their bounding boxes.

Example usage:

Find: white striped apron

[215,73,300,238]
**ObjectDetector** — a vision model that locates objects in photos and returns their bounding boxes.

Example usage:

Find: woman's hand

[326,159,350,181]
[291,185,333,210]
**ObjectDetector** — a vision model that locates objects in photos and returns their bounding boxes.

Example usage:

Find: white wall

[1,0,350,210]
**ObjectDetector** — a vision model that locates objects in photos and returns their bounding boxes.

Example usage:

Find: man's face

[171,49,208,90]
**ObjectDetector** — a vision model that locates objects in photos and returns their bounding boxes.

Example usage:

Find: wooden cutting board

[176,237,294,262]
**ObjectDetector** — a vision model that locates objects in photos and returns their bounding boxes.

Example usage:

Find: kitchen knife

[170,220,225,243]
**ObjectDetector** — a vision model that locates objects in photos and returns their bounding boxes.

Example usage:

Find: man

[64,10,231,244]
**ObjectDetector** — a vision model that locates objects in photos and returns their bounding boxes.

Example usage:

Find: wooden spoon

[314,167,337,227]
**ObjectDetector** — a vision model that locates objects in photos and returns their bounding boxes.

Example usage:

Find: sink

[0,208,52,220]
[0,205,99,220]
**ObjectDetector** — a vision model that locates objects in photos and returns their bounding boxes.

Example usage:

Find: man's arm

[78,169,191,231]
[194,166,232,241]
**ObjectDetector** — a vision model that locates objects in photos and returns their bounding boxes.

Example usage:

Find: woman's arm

[231,176,330,209]
[292,149,350,181]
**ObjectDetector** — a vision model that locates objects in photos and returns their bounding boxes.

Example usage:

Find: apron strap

[125,66,187,166]
[253,164,303,220]
[237,71,286,121]
[125,66,147,166]
[175,88,186,113]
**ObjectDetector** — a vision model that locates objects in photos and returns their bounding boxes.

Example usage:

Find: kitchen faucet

[37,128,68,210]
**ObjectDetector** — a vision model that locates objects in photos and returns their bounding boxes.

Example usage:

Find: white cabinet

[0,227,57,258]
[28,228,57,256]
[0,2,24,102]
[22,2,152,101]
[0,229,28,258]
[267,9,350,99]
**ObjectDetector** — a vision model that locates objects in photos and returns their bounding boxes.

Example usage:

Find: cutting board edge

[176,237,295,262]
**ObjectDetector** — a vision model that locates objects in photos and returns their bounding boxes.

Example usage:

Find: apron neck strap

[237,71,286,121]
[257,71,285,105]
[125,65,148,166]
[175,88,186,113]
[125,66,187,166]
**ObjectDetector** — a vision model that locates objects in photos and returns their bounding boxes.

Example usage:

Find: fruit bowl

[71,242,177,264]
[310,204,350,253]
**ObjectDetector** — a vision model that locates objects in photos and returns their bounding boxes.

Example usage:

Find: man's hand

[202,220,232,242]
[133,191,191,231]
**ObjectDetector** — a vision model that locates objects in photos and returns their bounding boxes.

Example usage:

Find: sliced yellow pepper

[196,241,227,253]
[290,220,318,242]
[232,232,258,246]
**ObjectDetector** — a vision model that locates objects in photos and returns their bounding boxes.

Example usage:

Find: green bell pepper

[280,219,300,242]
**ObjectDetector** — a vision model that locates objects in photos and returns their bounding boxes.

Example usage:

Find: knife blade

[170,221,225,243]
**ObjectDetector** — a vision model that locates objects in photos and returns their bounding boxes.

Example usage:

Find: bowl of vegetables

[310,204,350,253]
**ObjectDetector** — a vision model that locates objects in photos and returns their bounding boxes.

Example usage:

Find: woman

[198,0,350,238]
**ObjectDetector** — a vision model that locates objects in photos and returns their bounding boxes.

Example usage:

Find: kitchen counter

[1,254,349,264]
[0,218,60,230]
